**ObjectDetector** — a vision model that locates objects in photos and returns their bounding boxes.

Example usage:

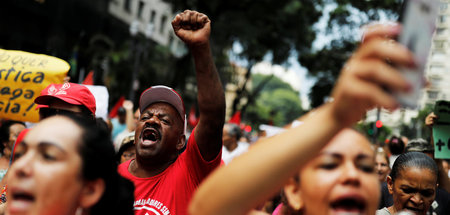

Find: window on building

[137,1,145,19]
[434,40,444,49]
[439,15,447,23]
[150,10,156,23]
[124,0,131,13]
[160,15,168,34]
[436,28,446,35]
[440,3,448,12]
[429,76,441,88]
[429,65,445,75]
[428,91,438,99]
[431,52,446,61]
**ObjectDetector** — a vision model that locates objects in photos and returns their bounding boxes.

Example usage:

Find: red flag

[188,105,199,127]
[109,96,125,118]
[228,111,241,125]
[82,70,94,85]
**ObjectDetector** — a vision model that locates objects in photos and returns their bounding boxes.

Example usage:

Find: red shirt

[118,130,221,215]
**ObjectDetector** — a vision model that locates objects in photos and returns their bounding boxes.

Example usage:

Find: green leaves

[246,74,302,127]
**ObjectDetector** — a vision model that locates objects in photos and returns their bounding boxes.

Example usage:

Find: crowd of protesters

[0,9,448,215]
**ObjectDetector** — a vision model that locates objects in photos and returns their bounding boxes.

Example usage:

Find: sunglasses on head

[39,108,85,119]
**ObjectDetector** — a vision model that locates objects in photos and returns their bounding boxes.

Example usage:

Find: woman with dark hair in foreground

[6,115,134,215]
[189,23,414,215]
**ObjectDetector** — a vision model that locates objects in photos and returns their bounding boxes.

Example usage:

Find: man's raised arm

[172,10,225,161]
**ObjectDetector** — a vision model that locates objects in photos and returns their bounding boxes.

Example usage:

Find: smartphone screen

[395,0,439,109]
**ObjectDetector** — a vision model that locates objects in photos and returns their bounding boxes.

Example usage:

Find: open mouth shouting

[330,195,367,215]
[141,127,161,147]
[8,187,35,213]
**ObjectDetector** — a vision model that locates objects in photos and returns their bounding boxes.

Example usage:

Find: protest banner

[0,49,69,122]
[433,100,450,159]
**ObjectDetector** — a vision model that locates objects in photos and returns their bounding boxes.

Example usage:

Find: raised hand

[330,24,414,126]
[425,112,437,128]
[122,100,134,111]
[172,10,211,48]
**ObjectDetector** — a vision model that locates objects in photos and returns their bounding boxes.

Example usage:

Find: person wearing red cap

[117,10,225,215]
[34,82,96,120]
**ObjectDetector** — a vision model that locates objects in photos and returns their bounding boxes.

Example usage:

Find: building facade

[421,0,450,107]
[365,0,450,138]
[108,0,186,57]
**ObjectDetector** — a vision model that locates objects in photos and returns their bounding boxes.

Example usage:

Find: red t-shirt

[118,130,221,215]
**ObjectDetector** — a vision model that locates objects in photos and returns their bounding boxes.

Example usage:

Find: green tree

[399,104,434,139]
[245,74,303,128]
[355,121,392,144]
[106,38,181,108]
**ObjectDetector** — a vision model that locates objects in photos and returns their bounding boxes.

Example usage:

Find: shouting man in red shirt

[118,10,225,215]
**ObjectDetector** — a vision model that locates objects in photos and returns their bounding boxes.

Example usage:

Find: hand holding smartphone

[395,0,440,109]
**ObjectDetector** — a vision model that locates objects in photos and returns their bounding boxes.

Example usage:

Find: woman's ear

[283,176,303,212]
[79,178,105,209]
[387,176,394,195]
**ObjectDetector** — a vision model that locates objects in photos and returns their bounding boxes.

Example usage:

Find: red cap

[34,83,96,115]
[139,85,185,124]
[35,87,49,110]
[35,104,48,110]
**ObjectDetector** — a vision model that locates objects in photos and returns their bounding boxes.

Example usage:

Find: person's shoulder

[375,207,391,215]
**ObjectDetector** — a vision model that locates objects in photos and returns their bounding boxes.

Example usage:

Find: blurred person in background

[0,121,26,182]
[401,136,409,147]
[113,100,138,152]
[222,123,249,164]
[111,107,127,141]
[116,132,136,164]
[376,148,391,183]
[387,136,405,169]
[404,138,433,157]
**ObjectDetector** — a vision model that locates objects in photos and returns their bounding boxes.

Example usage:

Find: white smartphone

[395,0,439,109]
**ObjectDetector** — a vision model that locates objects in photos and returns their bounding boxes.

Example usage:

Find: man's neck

[129,157,177,178]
